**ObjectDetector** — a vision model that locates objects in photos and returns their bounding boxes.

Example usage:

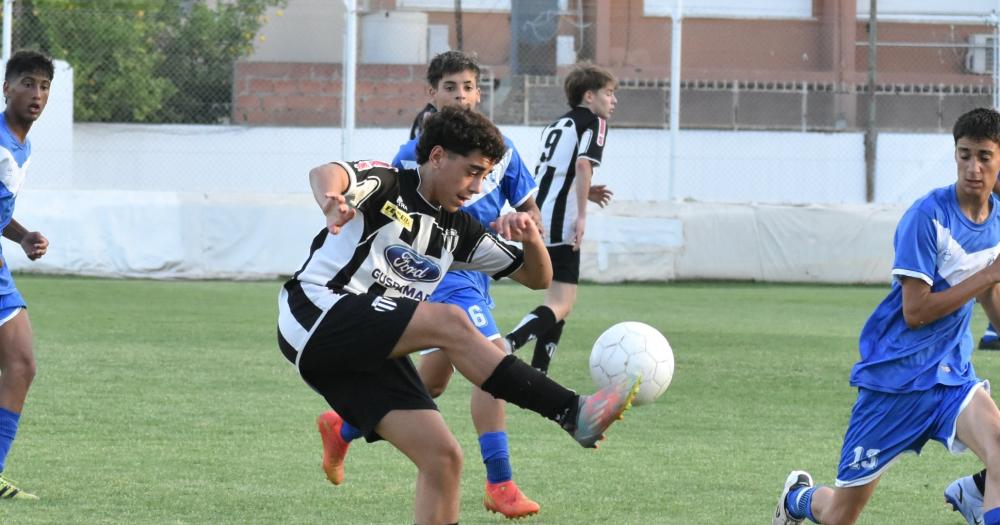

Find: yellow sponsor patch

[381,201,413,231]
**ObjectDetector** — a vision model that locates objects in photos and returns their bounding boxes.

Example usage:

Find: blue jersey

[392,135,537,303]
[0,115,31,295]
[850,184,1000,394]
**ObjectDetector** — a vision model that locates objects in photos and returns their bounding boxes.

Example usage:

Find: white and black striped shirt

[534,107,607,245]
[278,160,524,351]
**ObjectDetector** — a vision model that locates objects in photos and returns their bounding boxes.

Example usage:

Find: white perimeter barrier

[3,190,904,284]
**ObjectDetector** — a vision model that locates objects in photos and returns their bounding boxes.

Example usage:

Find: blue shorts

[421,286,499,356]
[437,285,499,339]
[0,289,26,327]
[835,380,986,487]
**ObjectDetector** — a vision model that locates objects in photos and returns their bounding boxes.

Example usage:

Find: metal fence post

[668,0,682,201]
[342,0,357,161]
[864,0,877,204]
[993,7,999,109]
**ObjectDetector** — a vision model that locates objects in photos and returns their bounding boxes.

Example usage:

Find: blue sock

[986,507,1000,525]
[340,420,363,442]
[0,407,20,473]
[478,431,512,484]
[785,486,817,522]
[987,323,999,339]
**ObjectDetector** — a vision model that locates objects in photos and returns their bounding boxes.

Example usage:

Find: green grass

[0,276,989,523]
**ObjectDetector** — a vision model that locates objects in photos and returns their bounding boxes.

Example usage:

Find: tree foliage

[11,0,285,123]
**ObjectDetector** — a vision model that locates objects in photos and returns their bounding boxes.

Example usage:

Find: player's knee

[422,374,449,398]
[440,441,463,475]
[417,354,452,397]
[1,344,35,382]
[425,384,445,398]
[984,432,1000,468]
[420,440,463,478]
[420,369,449,397]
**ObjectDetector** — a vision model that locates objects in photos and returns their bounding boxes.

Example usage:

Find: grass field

[0,276,991,524]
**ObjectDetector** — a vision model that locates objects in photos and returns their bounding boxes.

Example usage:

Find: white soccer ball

[589,321,674,406]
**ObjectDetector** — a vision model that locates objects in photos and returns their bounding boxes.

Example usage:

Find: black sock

[505,306,557,351]
[480,355,579,430]
[974,469,988,495]
[531,320,565,374]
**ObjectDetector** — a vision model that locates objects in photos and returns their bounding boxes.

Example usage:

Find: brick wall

[232,62,428,127]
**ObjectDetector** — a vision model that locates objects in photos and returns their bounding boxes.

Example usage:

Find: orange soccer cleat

[317,410,351,485]
[484,479,540,519]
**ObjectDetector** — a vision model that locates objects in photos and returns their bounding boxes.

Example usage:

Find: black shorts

[277,292,436,441]
[547,244,580,284]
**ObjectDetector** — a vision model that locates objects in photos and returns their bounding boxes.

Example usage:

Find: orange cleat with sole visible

[484,479,540,519]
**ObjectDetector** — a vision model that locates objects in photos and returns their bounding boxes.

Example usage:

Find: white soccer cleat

[945,475,984,525]
[773,470,813,525]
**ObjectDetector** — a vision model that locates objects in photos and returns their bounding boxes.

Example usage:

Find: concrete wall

[26,123,957,206]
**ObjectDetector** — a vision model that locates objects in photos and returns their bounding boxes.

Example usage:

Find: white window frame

[857,0,998,23]
[643,0,812,19]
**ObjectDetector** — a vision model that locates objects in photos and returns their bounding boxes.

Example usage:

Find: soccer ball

[589,321,674,406]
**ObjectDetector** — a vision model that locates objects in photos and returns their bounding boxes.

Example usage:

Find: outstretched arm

[309,163,355,234]
[3,219,47,260]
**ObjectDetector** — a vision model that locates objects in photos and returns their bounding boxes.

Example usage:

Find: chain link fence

[4,0,1000,204]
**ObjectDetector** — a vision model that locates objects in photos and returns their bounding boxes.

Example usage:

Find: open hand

[588,184,613,208]
[322,193,356,234]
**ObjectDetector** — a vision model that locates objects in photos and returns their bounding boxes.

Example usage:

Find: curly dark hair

[426,50,480,88]
[416,106,505,165]
[5,49,54,82]
[564,63,616,108]
[953,107,1000,144]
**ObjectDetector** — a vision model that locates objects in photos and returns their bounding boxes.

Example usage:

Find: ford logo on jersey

[384,245,442,282]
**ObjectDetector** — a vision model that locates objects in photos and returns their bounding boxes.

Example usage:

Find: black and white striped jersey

[278,160,525,351]
[534,107,607,246]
